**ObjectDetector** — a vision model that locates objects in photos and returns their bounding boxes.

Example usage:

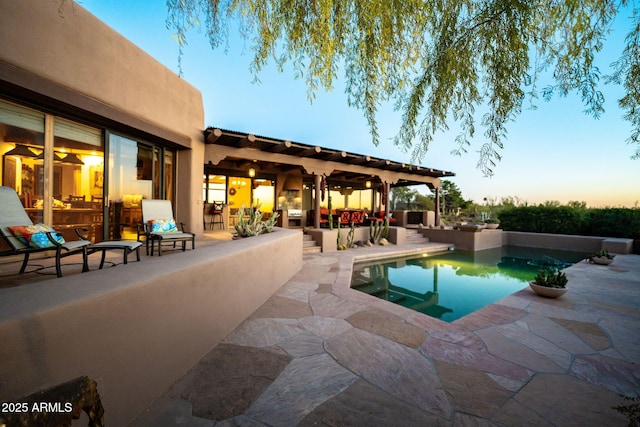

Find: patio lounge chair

[138,199,195,256]
[0,186,90,277]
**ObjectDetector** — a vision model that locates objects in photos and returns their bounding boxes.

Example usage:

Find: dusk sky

[81,1,639,208]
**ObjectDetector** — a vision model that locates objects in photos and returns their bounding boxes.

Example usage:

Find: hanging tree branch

[165,0,639,175]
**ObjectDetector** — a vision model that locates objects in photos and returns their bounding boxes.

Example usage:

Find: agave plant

[234,204,279,238]
[533,269,568,289]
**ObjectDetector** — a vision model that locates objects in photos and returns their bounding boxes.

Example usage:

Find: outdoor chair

[0,186,90,277]
[138,199,195,256]
[208,201,224,229]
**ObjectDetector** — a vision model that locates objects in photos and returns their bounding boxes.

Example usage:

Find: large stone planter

[485,223,500,229]
[529,281,568,298]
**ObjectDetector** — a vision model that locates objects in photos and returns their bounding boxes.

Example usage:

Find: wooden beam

[371,159,391,167]
[299,146,322,157]
[236,160,252,169]
[270,140,292,153]
[324,151,347,161]
[351,155,371,165]
[279,164,301,173]
[206,128,222,144]
[237,134,256,148]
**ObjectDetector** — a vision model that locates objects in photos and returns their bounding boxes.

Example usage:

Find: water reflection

[351,246,586,322]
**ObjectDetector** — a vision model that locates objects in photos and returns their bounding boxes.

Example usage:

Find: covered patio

[203,128,455,231]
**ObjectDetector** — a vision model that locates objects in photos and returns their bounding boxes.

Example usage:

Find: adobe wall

[505,231,604,253]
[421,229,608,253]
[421,228,504,251]
[0,0,206,233]
[0,229,302,426]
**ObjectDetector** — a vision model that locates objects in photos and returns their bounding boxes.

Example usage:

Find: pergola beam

[299,146,322,157]
[270,140,292,153]
[237,134,256,148]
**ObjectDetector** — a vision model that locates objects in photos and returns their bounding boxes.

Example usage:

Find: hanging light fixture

[62,153,85,165]
[35,151,65,161]
[4,144,37,157]
[248,167,256,177]
[365,180,372,188]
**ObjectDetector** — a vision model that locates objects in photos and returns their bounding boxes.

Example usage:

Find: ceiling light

[4,144,37,157]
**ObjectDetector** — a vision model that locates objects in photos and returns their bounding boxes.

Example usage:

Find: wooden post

[314,174,321,229]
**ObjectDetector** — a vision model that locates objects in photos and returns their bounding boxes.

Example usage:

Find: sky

[80,1,639,208]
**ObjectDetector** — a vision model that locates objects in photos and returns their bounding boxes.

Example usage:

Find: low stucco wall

[421,228,504,251]
[421,229,614,253]
[505,231,604,253]
[0,228,301,426]
[307,226,404,252]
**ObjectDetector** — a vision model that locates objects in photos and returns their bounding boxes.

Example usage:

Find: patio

[131,245,640,426]
[0,230,233,288]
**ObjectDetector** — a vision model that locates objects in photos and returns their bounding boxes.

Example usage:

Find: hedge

[499,207,640,239]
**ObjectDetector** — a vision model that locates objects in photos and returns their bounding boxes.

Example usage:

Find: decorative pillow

[149,219,178,233]
[8,224,65,249]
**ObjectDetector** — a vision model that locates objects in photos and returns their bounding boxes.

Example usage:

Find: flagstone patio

[132,245,640,426]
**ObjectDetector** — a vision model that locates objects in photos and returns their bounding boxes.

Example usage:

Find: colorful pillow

[149,219,178,233]
[8,224,65,248]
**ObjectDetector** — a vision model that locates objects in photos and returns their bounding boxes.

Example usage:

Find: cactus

[383,216,390,239]
[346,222,355,248]
[234,204,279,237]
[369,220,384,244]
[337,223,347,250]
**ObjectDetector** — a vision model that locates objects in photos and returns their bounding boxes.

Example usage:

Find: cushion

[149,219,178,233]
[8,224,65,248]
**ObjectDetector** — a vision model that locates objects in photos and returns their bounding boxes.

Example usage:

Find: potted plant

[529,269,568,298]
[484,218,500,229]
[588,249,615,265]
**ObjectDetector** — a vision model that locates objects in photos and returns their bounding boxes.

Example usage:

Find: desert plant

[533,269,568,288]
[347,222,355,248]
[383,216,390,239]
[234,204,279,237]
[369,220,384,244]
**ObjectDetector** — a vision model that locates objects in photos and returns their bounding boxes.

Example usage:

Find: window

[0,99,45,222]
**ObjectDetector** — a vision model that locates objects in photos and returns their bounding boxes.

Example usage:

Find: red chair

[377,211,397,224]
[310,210,329,227]
[350,210,365,225]
[339,210,351,226]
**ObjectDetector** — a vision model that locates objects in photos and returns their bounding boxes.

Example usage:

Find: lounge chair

[138,199,195,256]
[0,186,90,277]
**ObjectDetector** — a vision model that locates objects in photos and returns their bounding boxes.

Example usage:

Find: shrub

[499,206,640,239]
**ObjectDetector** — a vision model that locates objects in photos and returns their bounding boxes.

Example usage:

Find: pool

[350,246,587,322]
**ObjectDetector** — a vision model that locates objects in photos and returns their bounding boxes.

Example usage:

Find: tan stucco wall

[0,229,302,426]
[0,0,206,231]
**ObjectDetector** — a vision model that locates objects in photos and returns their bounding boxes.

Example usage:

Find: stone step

[303,246,322,254]
[303,240,318,247]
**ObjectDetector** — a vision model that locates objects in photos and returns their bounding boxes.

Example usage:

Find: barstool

[209,201,224,229]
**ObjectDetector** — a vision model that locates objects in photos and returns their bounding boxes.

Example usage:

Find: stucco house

[0,1,454,424]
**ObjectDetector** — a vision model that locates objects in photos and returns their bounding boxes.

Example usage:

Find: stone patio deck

[132,244,640,426]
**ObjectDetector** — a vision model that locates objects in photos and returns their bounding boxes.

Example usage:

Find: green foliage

[234,204,279,237]
[534,269,568,288]
[369,220,385,244]
[499,205,586,234]
[167,0,639,175]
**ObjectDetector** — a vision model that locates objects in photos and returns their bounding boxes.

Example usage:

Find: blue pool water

[350,246,587,322]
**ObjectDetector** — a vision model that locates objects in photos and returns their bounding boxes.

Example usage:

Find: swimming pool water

[351,246,586,322]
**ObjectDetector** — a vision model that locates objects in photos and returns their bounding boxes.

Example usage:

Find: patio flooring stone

[168,343,291,421]
[345,306,426,349]
[299,379,448,427]
[125,242,639,426]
